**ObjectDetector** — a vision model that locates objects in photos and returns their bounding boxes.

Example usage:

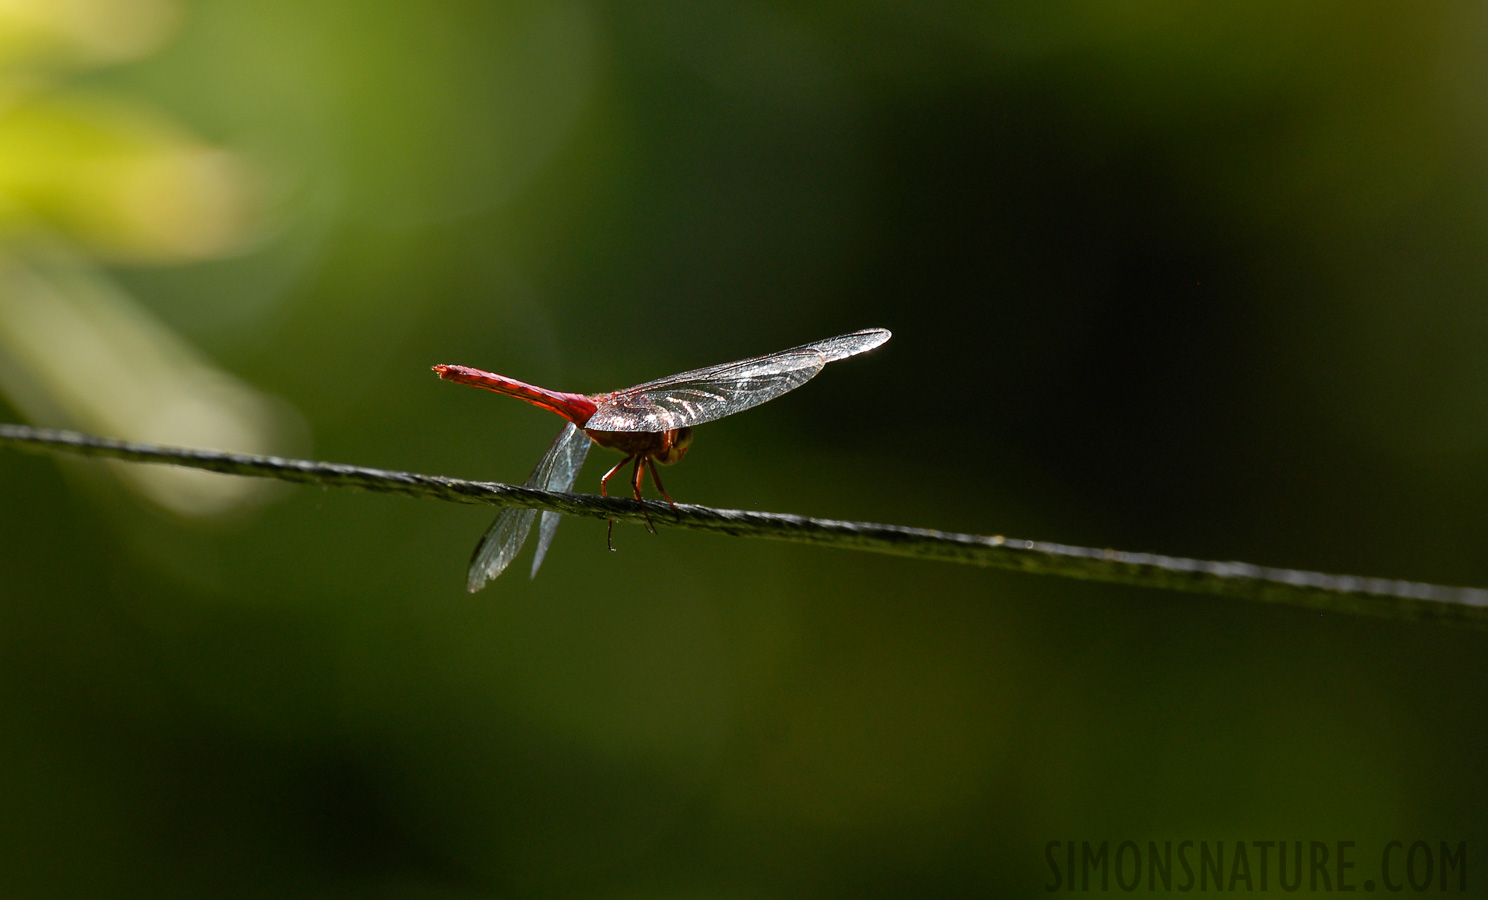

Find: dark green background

[4,1,1487,896]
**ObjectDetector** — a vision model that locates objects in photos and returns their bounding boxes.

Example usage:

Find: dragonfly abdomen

[432,365,599,426]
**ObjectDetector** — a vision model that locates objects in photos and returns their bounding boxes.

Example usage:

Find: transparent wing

[585,350,823,432]
[792,328,892,362]
[467,422,591,591]
[530,423,591,579]
[584,328,891,433]
[466,506,538,593]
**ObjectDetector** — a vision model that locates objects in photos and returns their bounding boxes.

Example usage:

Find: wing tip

[812,327,891,362]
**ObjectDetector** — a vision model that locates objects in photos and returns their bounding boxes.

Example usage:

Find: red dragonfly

[434,328,890,591]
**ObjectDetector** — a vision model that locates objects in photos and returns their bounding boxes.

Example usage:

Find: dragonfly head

[655,427,692,465]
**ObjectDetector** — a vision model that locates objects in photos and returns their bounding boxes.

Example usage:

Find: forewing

[585,350,825,432]
[530,423,591,579]
[467,423,590,591]
[794,328,891,362]
[585,329,890,432]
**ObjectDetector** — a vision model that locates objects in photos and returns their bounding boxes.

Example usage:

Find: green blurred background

[2,0,1487,896]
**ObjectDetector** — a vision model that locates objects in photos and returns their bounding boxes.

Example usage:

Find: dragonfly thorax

[585,426,692,465]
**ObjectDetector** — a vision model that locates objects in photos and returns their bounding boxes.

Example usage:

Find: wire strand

[4,422,1486,627]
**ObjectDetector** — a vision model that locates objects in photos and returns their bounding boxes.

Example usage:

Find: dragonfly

[433,327,891,591]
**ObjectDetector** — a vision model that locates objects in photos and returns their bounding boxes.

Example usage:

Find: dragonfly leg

[646,458,680,519]
[632,457,655,534]
[601,455,632,551]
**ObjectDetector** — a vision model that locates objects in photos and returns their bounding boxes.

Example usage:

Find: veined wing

[466,506,538,593]
[467,422,591,591]
[792,328,892,362]
[584,328,891,433]
[531,422,590,579]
